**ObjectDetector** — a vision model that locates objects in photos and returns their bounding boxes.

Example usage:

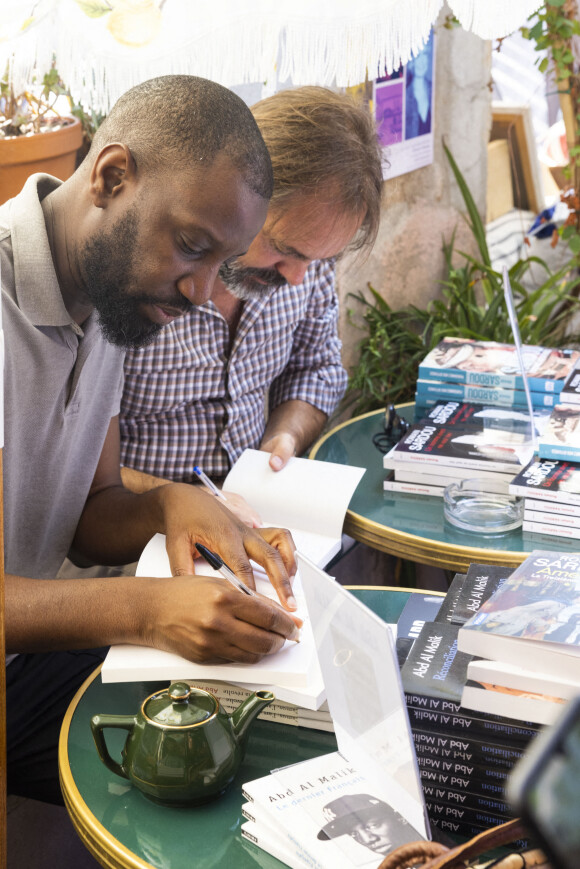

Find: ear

[89,143,137,208]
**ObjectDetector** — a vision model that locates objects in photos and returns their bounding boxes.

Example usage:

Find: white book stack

[509,455,580,543]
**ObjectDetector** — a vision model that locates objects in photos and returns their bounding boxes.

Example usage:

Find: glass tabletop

[310,406,579,572]
[60,588,414,869]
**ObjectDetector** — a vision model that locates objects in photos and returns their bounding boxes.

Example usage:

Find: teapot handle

[90,713,136,780]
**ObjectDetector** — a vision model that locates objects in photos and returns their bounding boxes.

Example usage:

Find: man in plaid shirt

[120,88,383,521]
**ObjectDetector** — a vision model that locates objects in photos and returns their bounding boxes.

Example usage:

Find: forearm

[122,465,172,494]
[261,400,327,456]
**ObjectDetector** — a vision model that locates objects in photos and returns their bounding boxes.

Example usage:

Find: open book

[101,445,363,694]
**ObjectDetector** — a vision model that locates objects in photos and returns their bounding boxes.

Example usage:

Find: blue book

[419,338,579,394]
[415,380,558,409]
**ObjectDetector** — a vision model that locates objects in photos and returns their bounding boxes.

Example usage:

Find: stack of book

[416,338,580,410]
[458,551,580,726]
[560,365,580,405]
[383,400,549,498]
[400,562,541,843]
[510,455,580,543]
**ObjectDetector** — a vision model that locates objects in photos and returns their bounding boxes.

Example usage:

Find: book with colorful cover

[509,457,580,506]
[419,338,579,393]
[450,563,513,626]
[457,551,580,678]
[560,366,580,406]
[415,380,558,409]
[537,404,580,461]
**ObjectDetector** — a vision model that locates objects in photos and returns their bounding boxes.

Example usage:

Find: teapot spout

[231,690,275,747]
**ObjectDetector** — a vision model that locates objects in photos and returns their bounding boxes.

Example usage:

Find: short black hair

[89,75,273,199]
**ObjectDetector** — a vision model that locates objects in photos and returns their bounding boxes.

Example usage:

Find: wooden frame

[490,103,544,215]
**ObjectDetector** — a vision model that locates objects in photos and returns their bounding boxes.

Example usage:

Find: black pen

[196,543,256,596]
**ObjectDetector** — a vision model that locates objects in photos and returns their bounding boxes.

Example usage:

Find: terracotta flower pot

[0,116,83,205]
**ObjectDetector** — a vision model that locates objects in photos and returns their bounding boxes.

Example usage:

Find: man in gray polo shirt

[1,75,300,804]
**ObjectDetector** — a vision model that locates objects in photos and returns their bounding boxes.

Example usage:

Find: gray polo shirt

[0,174,124,579]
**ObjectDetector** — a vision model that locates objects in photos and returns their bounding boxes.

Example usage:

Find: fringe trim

[1,0,543,114]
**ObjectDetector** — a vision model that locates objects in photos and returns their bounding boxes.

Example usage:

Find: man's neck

[210,278,244,336]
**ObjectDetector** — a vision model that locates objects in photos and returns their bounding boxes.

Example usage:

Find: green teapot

[90,682,274,806]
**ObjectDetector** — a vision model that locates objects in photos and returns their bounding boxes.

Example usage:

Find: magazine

[537,404,580,462]
[509,458,580,506]
[419,338,579,393]
[457,551,580,678]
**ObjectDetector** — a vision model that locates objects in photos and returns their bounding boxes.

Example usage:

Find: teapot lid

[143,682,218,728]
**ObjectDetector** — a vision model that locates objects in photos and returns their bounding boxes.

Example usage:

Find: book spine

[383,479,444,497]
[524,508,580,529]
[241,822,311,869]
[429,815,531,849]
[405,700,538,746]
[421,783,511,816]
[386,448,520,475]
[424,800,513,829]
[419,765,510,798]
[415,381,557,408]
[412,731,527,769]
[522,519,580,540]
[509,483,580,506]
[559,391,580,406]
[418,365,561,394]
[387,462,510,484]
[538,443,580,461]
[526,497,580,517]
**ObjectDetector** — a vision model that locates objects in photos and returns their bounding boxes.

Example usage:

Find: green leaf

[74,0,112,18]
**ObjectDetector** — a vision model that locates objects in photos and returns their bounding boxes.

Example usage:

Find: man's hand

[157,483,297,610]
[260,432,298,472]
[145,574,301,664]
[221,491,263,527]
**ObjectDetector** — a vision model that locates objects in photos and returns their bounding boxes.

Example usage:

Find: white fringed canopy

[1,0,543,115]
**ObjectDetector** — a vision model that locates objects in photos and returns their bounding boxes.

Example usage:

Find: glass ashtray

[443,477,523,534]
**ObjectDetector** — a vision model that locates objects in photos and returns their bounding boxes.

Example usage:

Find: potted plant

[0,65,83,205]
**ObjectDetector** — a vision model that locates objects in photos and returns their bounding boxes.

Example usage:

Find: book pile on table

[399,561,541,844]
[416,337,580,410]
[458,551,580,727]
[383,400,549,499]
[510,446,580,545]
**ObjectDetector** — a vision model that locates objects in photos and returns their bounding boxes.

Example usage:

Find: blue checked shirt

[119,259,347,480]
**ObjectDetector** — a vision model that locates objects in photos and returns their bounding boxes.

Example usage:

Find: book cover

[538,404,580,462]
[434,573,467,624]
[242,751,422,868]
[395,592,444,666]
[522,520,580,541]
[461,680,567,727]
[509,457,580,505]
[450,563,513,626]
[458,551,580,677]
[560,367,580,405]
[384,419,535,475]
[415,380,558,409]
[419,338,579,393]
[400,620,472,702]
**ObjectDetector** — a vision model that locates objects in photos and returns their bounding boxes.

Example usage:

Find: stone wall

[337,19,492,383]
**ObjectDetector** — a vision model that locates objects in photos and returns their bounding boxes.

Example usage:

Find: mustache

[138,293,194,315]
[219,262,287,289]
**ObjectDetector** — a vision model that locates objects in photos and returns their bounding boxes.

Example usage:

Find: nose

[275,258,310,287]
[176,264,219,306]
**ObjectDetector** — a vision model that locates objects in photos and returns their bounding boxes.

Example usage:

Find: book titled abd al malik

[458,551,580,680]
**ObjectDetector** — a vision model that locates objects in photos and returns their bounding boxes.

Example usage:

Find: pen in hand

[193,466,228,502]
[196,543,256,596]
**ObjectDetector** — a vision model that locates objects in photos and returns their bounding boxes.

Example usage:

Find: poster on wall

[374,29,435,180]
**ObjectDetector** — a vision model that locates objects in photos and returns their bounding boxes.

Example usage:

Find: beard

[78,207,191,349]
[218,260,287,300]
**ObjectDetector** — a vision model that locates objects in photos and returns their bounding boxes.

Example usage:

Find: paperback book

[458,551,580,679]
[395,591,444,666]
[415,380,558,409]
[521,520,580,541]
[383,478,446,498]
[466,657,580,702]
[560,366,580,405]
[449,563,513,626]
[537,403,580,462]
[460,679,567,727]
[385,463,513,487]
[523,508,580,530]
[509,457,580,506]
[418,338,579,393]
[412,729,528,770]
[525,497,580,518]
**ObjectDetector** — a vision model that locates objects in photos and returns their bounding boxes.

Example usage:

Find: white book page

[101,535,323,695]
[298,553,429,841]
[223,449,365,542]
